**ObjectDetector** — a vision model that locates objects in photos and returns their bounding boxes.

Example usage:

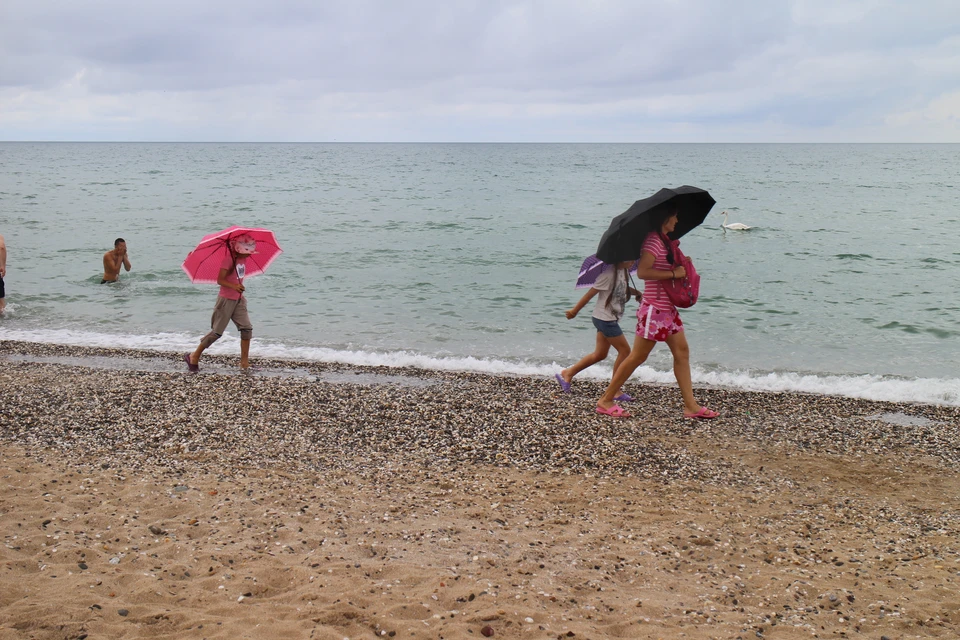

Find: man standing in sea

[102,238,131,283]
[0,232,6,313]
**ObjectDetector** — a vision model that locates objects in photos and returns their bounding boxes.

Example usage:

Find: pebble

[0,342,954,640]
[118,609,129,617]
[1,341,959,504]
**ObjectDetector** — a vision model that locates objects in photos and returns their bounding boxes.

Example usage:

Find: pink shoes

[596,404,632,418]
[684,407,719,420]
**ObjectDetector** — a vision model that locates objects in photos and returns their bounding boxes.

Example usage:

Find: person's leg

[561,332,611,382]
[664,331,696,412]
[606,333,632,392]
[232,297,254,369]
[597,334,655,409]
[664,330,702,416]
[190,297,233,366]
[239,339,251,369]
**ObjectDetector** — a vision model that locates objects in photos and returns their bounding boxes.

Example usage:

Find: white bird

[721,211,752,231]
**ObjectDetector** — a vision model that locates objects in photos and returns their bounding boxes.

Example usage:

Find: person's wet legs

[240,338,250,369]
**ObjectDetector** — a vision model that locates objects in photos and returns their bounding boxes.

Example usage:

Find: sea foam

[2,328,958,406]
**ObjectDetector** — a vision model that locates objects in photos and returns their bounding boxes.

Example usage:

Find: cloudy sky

[1,0,958,142]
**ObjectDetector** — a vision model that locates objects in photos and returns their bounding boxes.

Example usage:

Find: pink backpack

[660,234,700,308]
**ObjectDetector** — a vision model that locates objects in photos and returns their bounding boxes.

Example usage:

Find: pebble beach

[1,339,959,640]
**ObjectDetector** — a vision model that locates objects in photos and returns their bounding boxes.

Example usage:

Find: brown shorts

[200,296,253,347]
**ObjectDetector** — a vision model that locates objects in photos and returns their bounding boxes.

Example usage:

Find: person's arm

[217,267,244,293]
[566,288,599,319]
[635,250,686,281]
[0,234,6,278]
[122,250,131,272]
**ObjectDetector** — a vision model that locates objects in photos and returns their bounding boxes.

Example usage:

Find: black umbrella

[596,186,715,263]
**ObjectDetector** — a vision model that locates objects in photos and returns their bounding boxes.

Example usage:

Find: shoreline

[2,339,959,639]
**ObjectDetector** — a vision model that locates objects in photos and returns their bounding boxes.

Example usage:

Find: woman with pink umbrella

[182,227,282,371]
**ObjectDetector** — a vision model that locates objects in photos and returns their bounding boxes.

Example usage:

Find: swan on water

[721,211,752,231]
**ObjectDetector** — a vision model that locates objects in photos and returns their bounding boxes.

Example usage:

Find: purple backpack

[660,234,700,308]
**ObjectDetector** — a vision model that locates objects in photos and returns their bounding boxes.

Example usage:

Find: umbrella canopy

[181,226,283,284]
[575,254,638,289]
[596,186,715,263]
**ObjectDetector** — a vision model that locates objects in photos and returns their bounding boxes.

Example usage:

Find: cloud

[1,0,959,140]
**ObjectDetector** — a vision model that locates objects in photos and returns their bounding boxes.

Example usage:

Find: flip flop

[614,392,634,402]
[596,404,631,418]
[684,407,719,420]
[183,353,199,372]
[554,373,572,394]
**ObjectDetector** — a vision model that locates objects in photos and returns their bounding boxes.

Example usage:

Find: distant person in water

[184,235,257,371]
[102,238,131,283]
[556,259,639,400]
[0,232,7,314]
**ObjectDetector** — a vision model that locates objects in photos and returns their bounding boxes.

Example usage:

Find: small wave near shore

[2,328,958,407]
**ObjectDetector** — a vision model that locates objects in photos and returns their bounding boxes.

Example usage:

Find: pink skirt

[636,300,683,342]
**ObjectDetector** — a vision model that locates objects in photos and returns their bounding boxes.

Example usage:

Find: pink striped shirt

[641,232,675,311]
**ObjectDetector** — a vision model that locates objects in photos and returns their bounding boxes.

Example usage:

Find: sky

[1,0,959,142]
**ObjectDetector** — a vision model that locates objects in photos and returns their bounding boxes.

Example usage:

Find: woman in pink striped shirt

[595,206,718,420]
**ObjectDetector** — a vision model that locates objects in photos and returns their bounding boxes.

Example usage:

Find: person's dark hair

[114,238,125,247]
[649,205,679,235]
[650,205,679,265]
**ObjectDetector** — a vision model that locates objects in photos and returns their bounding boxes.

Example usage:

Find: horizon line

[1,140,956,144]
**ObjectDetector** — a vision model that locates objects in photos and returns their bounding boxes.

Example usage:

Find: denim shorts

[592,316,624,338]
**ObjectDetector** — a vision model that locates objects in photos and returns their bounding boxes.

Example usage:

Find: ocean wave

[2,328,958,406]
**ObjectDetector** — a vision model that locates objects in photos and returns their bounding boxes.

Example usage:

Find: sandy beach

[1,340,958,640]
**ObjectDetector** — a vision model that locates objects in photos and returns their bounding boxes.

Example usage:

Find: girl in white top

[595,206,718,420]
[556,260,639,398]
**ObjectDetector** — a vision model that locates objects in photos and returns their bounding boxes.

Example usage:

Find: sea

[1,142,958,405]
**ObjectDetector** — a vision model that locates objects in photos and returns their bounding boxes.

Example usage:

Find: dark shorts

[592,316,624,338]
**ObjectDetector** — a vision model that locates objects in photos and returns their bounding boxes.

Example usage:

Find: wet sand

[1,340,958,639]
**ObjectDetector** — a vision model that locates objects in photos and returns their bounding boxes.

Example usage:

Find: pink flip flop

[684,407,719,420]
[596,404,632,418]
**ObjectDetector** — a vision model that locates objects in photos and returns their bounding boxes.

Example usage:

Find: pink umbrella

[181,226,283,284]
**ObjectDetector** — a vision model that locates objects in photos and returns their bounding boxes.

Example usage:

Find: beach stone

[481,626,495,637]
[118,609,129,617]
[148,525,165,535]
[78,562,88,570]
